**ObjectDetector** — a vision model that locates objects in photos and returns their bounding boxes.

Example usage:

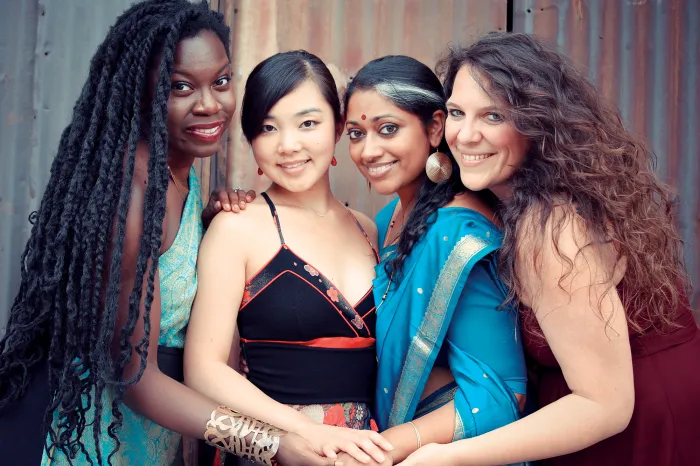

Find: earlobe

[429,110,447,148]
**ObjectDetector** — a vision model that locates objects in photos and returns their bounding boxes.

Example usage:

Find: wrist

[289,417,320,436]
[442,441,467,466]
[380,424,419,463]
[204,406,283,466]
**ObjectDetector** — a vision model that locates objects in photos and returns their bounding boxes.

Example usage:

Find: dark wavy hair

[0,0,229,462]
[241,50,342,143]
[344,55,472,279]
[437,32,689,333]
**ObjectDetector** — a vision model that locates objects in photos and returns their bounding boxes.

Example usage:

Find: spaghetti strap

[261,192,285,245]
[344,207,380,263]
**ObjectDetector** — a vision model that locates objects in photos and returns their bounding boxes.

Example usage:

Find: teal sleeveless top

[43,168,203,465]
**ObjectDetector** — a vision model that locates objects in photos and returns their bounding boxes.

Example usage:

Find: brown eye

[215,76,231,87]
[300,120,318,129]
[347,129,363,140]
[379,124,398,135]
[171,81,193,92]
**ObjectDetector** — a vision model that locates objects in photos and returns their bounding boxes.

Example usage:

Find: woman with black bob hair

[339,55,528,465]
[185,50,394,466]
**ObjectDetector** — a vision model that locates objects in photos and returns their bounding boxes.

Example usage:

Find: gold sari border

[388,234,489,427]
[454,409,466,441]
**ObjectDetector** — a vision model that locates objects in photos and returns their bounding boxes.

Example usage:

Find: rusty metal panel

[214,0,507,217]
[514,0,700,313]
[0,0,138,334]
[0,0,39,336]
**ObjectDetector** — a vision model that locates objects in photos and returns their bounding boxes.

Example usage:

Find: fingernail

[215,201,221,209]
[246,195,253,201]
[232,205,239,211]
[239,202,246,208]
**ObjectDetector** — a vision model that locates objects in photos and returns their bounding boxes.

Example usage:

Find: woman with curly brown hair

[399,32,700,466]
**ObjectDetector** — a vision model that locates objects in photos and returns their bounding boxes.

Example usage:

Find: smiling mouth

[189,126,221,135]
[461,153,495,162]
[367,161,397,174]
[280,160,310,169]
[185,123,225,142]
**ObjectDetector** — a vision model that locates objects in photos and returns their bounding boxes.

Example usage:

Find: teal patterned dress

[42,168,203,465]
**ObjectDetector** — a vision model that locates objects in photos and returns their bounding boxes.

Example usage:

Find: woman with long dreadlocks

[0,1,349,465]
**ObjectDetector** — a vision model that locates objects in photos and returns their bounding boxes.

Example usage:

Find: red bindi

[361,114,366,120]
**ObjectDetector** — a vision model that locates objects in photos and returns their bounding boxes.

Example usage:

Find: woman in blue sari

[341,56,527,464]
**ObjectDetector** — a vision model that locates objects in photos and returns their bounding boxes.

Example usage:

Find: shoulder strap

[261,192,285,245]
[344,207,380,263]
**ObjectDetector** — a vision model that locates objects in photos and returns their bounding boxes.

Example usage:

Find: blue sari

[373,198,526,443]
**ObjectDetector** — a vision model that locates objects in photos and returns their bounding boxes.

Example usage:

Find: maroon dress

[523,301,700,465]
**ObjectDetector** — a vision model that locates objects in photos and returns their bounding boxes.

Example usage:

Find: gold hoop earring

[425,151,453,183]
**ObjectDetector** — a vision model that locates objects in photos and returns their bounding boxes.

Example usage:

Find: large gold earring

[425,151,453,183]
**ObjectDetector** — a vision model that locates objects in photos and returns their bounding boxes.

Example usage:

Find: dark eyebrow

[295,108,322,117]
[172,62,231,79]
[346,114,404,126]
[372,113,404,122]
[446,102,500,113]
[264,108,323,121]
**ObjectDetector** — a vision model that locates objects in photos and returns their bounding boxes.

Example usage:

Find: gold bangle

[408,421,422,449]
[204,406,285,466]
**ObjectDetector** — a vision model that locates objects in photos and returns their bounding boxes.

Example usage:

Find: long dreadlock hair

[0,0,229,462]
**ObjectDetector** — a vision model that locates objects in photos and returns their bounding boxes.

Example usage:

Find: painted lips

[186,122,225,143]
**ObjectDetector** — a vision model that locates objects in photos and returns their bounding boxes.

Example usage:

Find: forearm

[384,402,456,463]
[447,393,631,465]
[186,361,313,433]
[124,367,220,438]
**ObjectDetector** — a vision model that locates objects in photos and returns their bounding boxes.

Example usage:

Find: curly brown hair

[436,32,690,334]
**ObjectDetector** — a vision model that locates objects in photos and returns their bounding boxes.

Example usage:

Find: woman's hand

[295,423,394,464]
[334,451,394,466]
[276,433,344,466]
[202,187,256,227]
[397,443,456,466]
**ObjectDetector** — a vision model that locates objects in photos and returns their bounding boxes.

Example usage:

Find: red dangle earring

[257,167,263,176]
[331,156,337,167]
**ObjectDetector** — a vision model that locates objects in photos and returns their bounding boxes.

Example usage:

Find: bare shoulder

[518,203,590,249]
[516,202,621,289]
[206,201,270,241]
[348,208,378,245]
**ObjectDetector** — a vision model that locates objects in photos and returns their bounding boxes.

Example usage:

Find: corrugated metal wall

[1,0,696,331]
[0,0,138,335]
[514,0,699,314]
